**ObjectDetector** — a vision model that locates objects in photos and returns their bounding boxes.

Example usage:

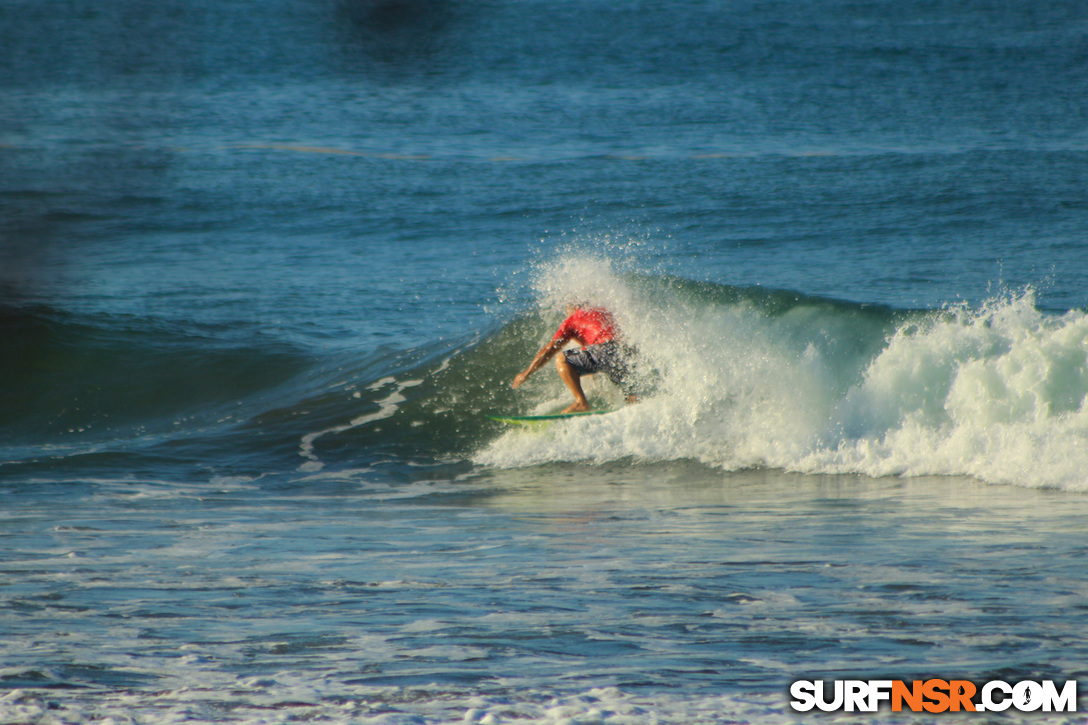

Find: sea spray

[479,263,1088,491]
[479,256,893,470]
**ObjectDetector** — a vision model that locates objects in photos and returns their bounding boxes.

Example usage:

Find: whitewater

[480,256,1088,491]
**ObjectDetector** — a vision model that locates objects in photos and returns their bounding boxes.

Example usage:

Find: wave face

[0,305,315,472]
[477,256,1088,491]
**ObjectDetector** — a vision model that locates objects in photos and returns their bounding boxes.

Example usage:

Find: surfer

[512,304,638,413]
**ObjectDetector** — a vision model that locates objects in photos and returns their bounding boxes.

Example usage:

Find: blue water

[3,0,1088,722]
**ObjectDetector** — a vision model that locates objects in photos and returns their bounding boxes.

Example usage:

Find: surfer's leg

[555,353,591,413]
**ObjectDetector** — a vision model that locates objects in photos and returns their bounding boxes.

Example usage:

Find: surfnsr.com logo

[790,679,1078,713]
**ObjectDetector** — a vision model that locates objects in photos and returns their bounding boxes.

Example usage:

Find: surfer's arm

[512,338,567,388]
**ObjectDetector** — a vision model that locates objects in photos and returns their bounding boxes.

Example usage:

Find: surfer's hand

[512,371,529,388]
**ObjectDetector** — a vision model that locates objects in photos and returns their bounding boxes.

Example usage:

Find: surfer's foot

[562,401,591,414]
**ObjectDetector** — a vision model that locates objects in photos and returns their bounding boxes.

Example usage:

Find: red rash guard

[552,308,618,348]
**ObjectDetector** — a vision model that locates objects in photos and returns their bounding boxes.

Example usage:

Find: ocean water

[3,0,1088,722]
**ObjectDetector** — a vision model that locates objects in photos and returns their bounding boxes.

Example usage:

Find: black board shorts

[563,341,637,395]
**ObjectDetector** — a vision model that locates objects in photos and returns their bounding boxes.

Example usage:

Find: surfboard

[488,409,616,427]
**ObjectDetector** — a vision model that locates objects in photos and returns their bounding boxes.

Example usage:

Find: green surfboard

[488,409,616,427]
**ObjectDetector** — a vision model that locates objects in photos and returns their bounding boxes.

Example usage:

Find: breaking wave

[478,255,1088,492]
[6,255,1087,492]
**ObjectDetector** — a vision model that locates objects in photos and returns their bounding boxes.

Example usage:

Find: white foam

[299,377,424,472]
[815,294,1088,489]
[481,260,1088,491]
[4,683,1083,725]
